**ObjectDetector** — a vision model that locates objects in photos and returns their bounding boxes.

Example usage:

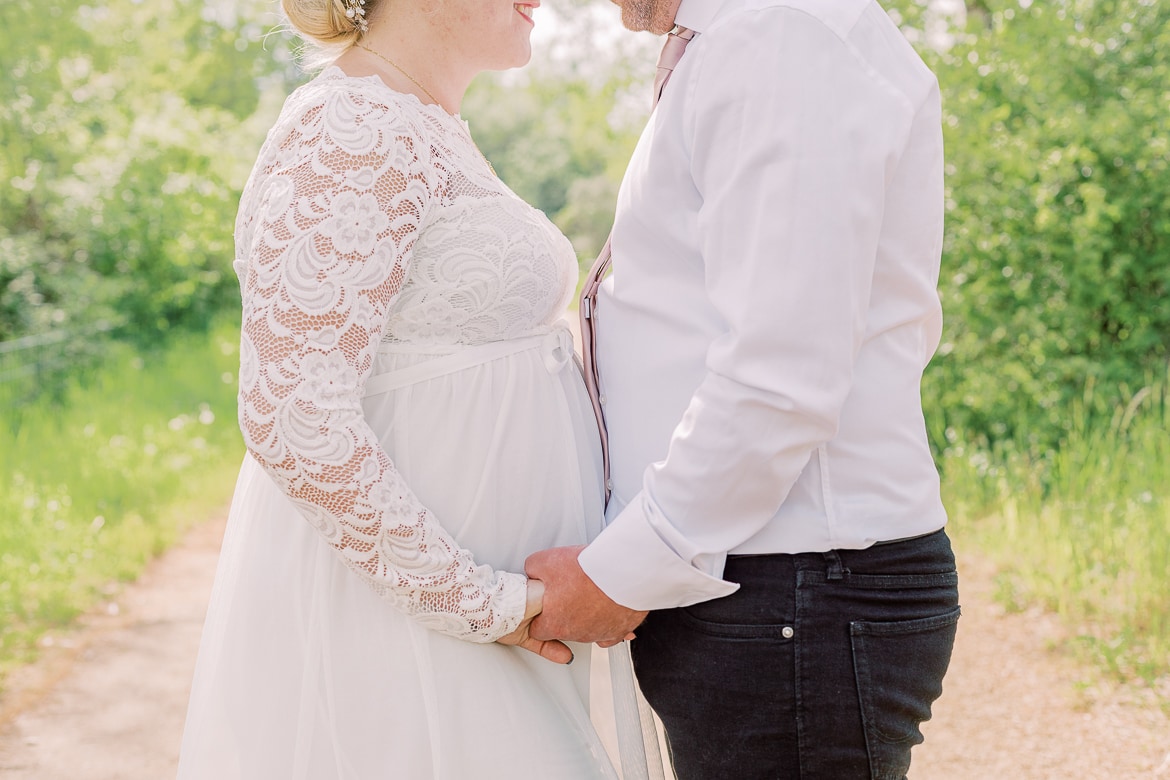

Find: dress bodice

[385,164,577,347]
[237,67,577,350]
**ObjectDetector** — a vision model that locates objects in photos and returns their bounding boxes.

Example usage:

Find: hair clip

[343,0,368,33]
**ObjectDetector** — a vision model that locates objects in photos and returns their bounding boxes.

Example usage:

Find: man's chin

[613,0,682,35]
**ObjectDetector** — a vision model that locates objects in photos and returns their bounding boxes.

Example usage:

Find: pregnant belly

[360,346,603,571]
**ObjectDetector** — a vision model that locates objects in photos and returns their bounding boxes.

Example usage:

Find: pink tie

[580,27,696,504]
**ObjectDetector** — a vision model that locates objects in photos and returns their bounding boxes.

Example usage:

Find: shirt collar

[674,0,723,33]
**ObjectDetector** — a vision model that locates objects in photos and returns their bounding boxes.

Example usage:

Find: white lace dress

[177,67,620,780]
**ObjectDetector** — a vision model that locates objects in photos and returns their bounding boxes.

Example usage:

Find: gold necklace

[357,43,496,177]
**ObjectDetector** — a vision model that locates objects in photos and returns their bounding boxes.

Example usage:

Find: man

[526,0,960,776]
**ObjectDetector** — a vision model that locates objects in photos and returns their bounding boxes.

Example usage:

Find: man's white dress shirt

[577,0,949,610]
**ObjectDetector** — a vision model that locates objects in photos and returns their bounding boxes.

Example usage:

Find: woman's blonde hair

[281,0,377,64]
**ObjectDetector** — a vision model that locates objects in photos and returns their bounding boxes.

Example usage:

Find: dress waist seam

[363,325,573,398]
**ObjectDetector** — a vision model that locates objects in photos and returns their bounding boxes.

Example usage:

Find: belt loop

[823,550,844,581]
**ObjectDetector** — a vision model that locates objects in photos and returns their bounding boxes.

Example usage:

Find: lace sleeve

[234,85,526,642]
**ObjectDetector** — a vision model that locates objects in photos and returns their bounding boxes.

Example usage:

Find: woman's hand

[496,579,575,664]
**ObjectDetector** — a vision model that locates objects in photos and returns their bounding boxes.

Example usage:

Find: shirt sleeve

[235,86,526,641]
[579,9,916,610]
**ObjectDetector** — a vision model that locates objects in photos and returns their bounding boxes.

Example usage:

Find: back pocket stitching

[850,605,961,772]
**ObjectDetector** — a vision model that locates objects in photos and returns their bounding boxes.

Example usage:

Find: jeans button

[782,626,794,639]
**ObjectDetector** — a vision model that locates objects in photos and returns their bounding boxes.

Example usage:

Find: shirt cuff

[578,496,739,611]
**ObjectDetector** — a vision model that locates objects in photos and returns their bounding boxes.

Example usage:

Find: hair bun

[282,0,362,49]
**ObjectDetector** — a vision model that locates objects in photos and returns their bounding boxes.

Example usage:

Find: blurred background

[0,0,1167,731]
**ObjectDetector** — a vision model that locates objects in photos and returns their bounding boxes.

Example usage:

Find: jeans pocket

[850,605,961,780]
[676,563,796,639]
[675,607,794,640]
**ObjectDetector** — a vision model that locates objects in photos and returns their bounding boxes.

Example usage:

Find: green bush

[914,0,1170,450]
[0,0,295,345]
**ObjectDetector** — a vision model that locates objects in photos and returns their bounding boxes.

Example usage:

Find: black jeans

[630,529,960,780]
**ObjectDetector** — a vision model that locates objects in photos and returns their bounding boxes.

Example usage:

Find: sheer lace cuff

[407,570,528,641]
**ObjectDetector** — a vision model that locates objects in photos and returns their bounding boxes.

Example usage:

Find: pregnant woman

[176,0,625,776]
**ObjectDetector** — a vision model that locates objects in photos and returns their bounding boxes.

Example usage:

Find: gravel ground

[914,555,1170,779]
[0,515,1166,779]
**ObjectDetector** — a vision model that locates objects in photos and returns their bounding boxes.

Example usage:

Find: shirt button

[782,626,794,639]
[599,395,607,406]
[605,480,614,491]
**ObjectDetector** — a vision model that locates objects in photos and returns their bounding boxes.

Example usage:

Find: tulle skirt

[177,329,621,779]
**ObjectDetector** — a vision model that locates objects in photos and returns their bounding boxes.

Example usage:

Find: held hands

[524,545,647,646]
[498,546,648,661]
[496,579,575,665]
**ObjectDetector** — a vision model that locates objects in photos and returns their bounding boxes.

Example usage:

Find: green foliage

[0,321,243,682]
[910,0,1170,449]
[0,0,294,345]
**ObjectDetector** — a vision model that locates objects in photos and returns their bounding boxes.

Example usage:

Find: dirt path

[0,516,227,779]
[914,556,1169,779]
[0,515,1167,779]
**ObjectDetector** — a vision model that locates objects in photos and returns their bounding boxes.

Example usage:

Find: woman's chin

[492,46,533,72]
[511,40,534,68]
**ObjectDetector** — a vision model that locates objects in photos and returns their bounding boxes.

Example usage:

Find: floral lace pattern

[232,69,576,641]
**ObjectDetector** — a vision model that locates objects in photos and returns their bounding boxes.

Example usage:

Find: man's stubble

[610,0,683,35]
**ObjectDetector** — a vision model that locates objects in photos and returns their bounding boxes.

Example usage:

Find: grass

[936,373,1170,685]
[0,320,244,687]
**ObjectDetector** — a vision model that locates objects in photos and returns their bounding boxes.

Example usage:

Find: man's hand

[525,545,648,645]
[496,579,575,664]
